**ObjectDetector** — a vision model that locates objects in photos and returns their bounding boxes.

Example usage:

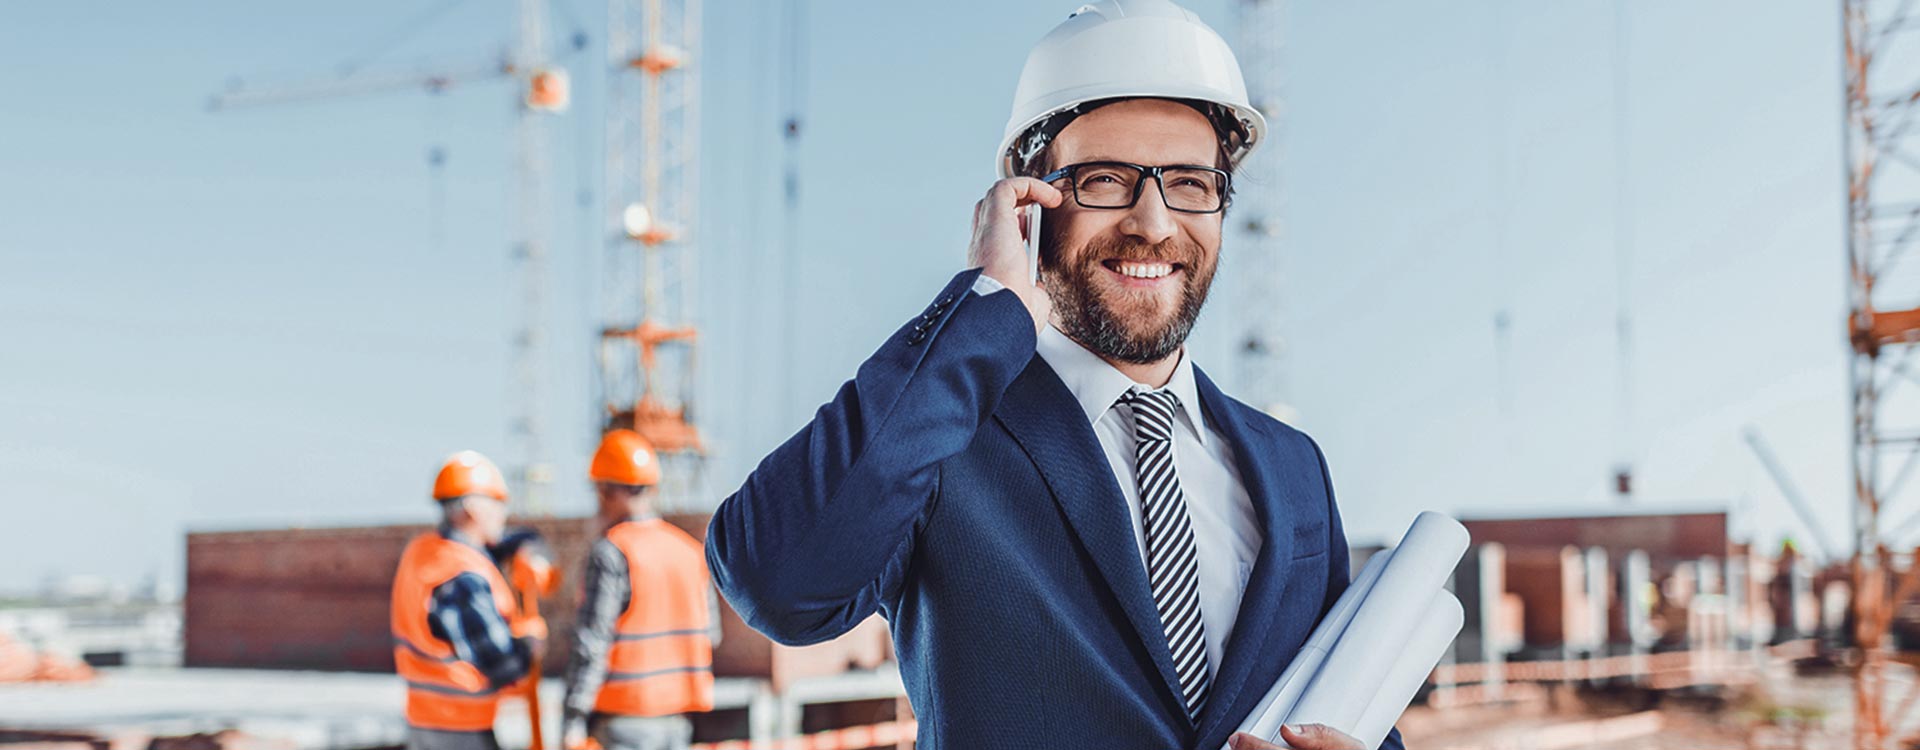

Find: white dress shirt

[970,275,1263,672]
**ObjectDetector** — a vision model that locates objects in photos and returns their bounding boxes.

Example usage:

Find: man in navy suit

[708,2,1403,748]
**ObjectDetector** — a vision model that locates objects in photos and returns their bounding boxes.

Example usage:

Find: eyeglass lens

[1070,163,1224,212]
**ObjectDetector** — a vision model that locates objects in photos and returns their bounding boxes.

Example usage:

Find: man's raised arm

[705,178,1062,646]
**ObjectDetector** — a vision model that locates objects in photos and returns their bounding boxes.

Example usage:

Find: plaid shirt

[427,530,533,690]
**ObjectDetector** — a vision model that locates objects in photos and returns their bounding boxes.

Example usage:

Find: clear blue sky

[1,0,1851,593]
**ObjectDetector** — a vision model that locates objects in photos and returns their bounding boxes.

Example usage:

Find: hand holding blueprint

[1227,512,1470,750]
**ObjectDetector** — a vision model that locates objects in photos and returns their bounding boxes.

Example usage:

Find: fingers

[974,176,1064,221]
[988,176,1065,211]
[1227,731,1283,749]
[1277,723,1366,750]
[974,177,1064,228]
[983,179,1058,243]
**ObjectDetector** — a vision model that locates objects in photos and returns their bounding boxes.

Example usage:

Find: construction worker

[561,430,717,750]
[708,2,1393,748]
[391,450,547,750]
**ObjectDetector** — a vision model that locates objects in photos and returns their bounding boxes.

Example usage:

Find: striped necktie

[1121,388,1211,722]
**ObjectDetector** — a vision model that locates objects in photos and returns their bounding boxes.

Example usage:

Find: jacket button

[907,332,925,346]
[938,295,954,306]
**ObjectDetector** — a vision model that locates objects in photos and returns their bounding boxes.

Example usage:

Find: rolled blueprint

[1226,511,1471,750]
[1347,589,1464,749]
[1235,551,1391,741]
[1344,594,1459,750]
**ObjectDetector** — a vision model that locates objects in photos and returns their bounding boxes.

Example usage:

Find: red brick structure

[1460,511,1729,567]
[184,514,891,689]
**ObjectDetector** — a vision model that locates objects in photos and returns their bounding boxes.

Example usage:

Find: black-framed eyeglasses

[1040,161,1231,214]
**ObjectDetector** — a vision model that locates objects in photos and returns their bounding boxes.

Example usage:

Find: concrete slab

[0,668,776,750]
[0,668,873,750]
[0,667,411,749]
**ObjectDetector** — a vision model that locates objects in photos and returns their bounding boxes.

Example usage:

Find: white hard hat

[997,0,1266,178]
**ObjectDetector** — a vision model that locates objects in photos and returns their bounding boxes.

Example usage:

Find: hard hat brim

[996,92,1266,179]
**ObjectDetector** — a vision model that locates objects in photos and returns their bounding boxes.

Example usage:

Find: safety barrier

[1425,640,1816,707]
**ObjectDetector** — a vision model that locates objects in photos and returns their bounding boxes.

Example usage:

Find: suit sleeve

[706,269,1037,646]
[1308,436,1408,750]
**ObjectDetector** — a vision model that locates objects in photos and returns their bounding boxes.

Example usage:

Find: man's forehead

[1051,100,1218,165]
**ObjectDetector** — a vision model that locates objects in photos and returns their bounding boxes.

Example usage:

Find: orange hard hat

[590,429,661,487]
[433,450,509,502]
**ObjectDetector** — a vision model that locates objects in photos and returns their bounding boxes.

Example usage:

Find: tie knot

[1122,389,1180,442]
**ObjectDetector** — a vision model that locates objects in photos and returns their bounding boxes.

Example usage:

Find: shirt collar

[603,511,661,532]
[437,523,489,554]
[1034,324,1210,446]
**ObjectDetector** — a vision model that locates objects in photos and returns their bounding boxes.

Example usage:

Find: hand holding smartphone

[967,177,1059,334]
[1023,203,1043,286]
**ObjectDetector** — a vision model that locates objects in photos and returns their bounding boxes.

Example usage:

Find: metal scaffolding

[600,0,707,510]
[1233,0,1293,421]
[1842,1,1920,745]
[511,0,563,513]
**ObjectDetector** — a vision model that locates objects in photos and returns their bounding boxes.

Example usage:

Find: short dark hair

[597,481,653,499]
[436,496,466,519]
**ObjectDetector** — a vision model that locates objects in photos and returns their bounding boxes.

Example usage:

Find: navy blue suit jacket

[708,270,1405,750]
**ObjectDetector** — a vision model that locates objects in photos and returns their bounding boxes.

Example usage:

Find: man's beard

[1041,224,1217,365]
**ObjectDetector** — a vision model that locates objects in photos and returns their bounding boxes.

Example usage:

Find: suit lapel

[1191,368,1303,745]
[993,355,1188,717]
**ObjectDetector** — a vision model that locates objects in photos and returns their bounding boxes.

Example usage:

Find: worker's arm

[560,538,628,747]
[710,277,1045,645]
[491,527,551,567]
[494,528,558,640]
[707,178,1056,647]
[427,572,536,689]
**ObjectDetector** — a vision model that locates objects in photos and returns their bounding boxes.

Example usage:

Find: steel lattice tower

[1233,0,1293,420]
[600,0,706,510]
[511,0,559,513]
[1843,1,1920,745]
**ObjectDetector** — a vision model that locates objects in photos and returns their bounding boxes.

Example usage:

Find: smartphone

[1024,203,1043,285]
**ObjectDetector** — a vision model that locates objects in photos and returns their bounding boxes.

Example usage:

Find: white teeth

[1115,261,1174,279]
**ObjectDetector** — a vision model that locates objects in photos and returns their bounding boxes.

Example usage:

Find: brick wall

[184,515,890,688]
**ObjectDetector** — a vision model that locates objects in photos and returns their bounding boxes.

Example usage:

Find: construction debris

[0,632,93,684]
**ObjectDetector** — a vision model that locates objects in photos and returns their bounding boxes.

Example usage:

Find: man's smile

[1102,258,1186,288]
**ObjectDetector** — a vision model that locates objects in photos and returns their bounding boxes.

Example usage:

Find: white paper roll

[1348,589,1464,749]
[1236,551,1392,742]
[1224,512,1471,750]
[1285,512,1469,732]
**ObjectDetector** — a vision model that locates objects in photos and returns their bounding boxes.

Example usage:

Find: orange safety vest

[594,518,716,717]
[390,531,519,732]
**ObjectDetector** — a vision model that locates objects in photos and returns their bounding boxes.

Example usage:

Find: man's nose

[1120,177,1178,246]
